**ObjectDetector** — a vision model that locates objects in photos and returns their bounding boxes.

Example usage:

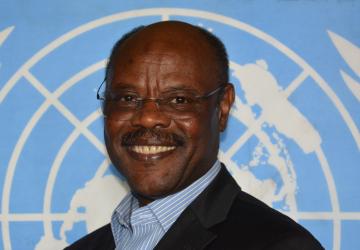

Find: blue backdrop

[0,1,359,249]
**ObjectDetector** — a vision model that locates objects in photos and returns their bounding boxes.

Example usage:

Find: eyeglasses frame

[96,80,227,110]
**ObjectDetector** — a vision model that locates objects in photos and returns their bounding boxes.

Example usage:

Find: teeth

[131,145,176,154]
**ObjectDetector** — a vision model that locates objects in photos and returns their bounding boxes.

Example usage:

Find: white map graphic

[36,175,128,249]
[224,59,321,209]
[2,8,359,250]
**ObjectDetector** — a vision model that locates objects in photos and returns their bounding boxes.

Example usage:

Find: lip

[126,145,177,161]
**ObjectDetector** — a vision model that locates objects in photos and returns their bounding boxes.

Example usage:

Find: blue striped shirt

[111,160,221,250]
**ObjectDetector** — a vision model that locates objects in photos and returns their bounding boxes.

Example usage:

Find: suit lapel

[104,228,116,250]
[96,224,115,250]
[154,208,216,250]
[155,165,240,250]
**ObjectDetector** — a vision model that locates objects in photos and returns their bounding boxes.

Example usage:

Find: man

[66,21,324,249]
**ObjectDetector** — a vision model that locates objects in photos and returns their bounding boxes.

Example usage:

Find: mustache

[121,128,185,146]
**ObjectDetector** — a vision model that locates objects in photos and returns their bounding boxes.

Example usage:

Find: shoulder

[209,190,324,249]
[64,224,114,250]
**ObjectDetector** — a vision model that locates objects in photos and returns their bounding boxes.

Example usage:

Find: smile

[129,145,176,155]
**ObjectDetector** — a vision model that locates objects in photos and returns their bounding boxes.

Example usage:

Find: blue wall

[0,1,359,249]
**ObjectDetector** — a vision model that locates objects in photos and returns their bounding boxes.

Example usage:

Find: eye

[111,93,138,103]
[120,95,136,102]
[170,96,189,104]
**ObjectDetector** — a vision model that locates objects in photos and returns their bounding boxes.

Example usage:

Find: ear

[218,83,235,131]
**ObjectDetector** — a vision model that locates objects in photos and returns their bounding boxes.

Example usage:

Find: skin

[104,21,235,206]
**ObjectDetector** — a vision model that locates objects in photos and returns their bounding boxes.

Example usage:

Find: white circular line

[1,62,106,249]
[165,8,360,149]
[2,8,358,153]
[1,99,52,250]
[0,9,165,102]
[315,146,341,250]
[161,14,170,21]
[22,70,105,154]
[42,109,102,238]
[0,8,354,248]
[93,158,111,179]
[54,60,106,97]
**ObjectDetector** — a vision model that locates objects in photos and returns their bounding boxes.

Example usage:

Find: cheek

[104,120,126,157]
[104,120,117,146]
[176,118,201,140]
[105,119,125,139]
[177,110,218,143]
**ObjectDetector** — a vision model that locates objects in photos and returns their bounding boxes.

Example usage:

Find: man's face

[104,22,234,205]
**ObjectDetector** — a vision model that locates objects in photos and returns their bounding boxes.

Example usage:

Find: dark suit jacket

[65,165,324,250]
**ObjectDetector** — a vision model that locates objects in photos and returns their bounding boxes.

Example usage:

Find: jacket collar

[155,164,240,250]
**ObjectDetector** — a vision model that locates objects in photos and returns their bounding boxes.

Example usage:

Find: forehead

[110,23,219,91]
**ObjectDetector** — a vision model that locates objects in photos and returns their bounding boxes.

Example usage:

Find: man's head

[102,21,235,205]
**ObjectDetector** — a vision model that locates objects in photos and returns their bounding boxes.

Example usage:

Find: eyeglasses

[96,80,225,121]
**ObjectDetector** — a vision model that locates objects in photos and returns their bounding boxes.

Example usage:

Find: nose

[130,100,171,129]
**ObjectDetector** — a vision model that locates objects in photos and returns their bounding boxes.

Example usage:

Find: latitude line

[1,212,360,221]
[284,212,360,220]
[161,14,170,21]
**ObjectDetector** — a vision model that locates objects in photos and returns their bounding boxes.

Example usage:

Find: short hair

[105,26,146,86]
[104,23,229,89]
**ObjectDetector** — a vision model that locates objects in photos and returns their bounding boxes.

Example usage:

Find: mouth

[121,128,184,161]
[126,145,177,161]
[130,145,176,154]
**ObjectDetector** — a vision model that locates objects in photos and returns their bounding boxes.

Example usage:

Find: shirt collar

[112,160,221,232]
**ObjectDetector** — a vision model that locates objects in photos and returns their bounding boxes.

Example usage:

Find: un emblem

[1,8,359,250]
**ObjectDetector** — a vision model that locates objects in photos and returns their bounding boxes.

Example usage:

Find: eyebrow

[110,83,202,95]
[161,85,201,95]
[108,83,136,91]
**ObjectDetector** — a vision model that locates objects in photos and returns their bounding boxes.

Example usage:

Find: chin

[126,159,188,195]
[128,175,180,202]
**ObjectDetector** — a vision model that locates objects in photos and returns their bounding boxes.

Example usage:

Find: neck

[132,192,156,207]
